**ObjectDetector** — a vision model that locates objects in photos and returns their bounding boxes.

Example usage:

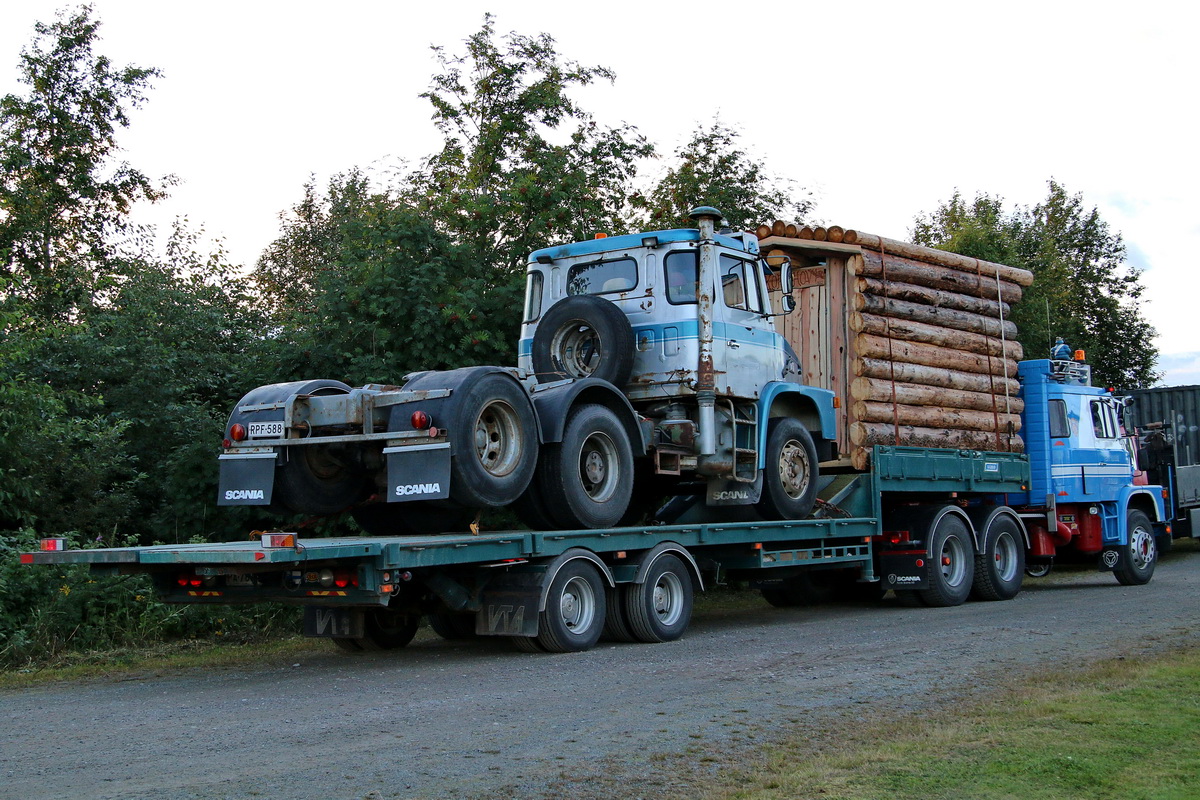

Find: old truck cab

[1015,356,1165,579]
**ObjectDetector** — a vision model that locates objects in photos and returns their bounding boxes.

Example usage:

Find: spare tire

[532,295,635,386]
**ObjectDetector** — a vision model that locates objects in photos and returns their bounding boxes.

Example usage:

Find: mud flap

[476,572,542,637]
[1099,547,1120,572]
[878,551,928,590]
[217,452,277,505]
[706,475,762,506]
[385,442,451,502]
[303,607,365,639]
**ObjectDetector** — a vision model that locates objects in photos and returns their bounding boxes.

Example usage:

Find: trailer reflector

[261,533,297,548]
[40,538,66,552]
[20,554,33,564]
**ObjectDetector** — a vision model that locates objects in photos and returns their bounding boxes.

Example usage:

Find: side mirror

[763,256,797,316]
[780,294,796,314]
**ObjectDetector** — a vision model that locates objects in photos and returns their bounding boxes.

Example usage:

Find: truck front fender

[1119,486,1168,524]
[757,382,837,463]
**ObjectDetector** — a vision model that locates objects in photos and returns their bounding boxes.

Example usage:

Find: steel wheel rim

[559,576,596,633]
[778,438,811,500]
[552,322,602,378]
[1130,524,1156,570]
[653,571,685,626]
[579,431,620,503]
[473,399,523,478]
[994,530,1020,583]
[940,533,967,587]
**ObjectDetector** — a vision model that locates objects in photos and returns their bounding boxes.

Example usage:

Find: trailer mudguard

[475,548,616,638]
[390,366,528,446]
[625,542,704,590]
[757,382,837,465]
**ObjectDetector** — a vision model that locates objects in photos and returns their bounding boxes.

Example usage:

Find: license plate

[248,421,285,438]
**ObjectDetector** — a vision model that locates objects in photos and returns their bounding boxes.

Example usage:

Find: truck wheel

[971,514,1025,601]
[533,560,607,652]
[537,404,633,529]
[1114,509,1157,586]
[756,418,819,521]
[624,555,693,643]
[428,611,477,640]
[275,446,365,516]
[531,295,635,386]
[449,373,538,509]
[918,511,975,607]
[1025,562,1052,578]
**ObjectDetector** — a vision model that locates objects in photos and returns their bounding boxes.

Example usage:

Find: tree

[0,5,167,321]
[911,181,1158,388]
[637,122,814,231]
[406,15,654,275]
[256,171,512,380]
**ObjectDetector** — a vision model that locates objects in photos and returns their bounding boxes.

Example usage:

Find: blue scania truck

[22,210,1173,652]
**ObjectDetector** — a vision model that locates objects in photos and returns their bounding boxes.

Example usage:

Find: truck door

[712,253,782,400]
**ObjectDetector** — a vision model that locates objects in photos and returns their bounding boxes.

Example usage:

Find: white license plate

[248,421,285,438]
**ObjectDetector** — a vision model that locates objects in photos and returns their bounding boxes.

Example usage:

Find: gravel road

[4,548,1198,800]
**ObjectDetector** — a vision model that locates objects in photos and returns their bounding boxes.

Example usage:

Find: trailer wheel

[602,586,638,642]
[536,404,633,529]
[531,295,635,386]
[511,635,545,653]
[756,418,819,521]
[971,514,1025,601]
[533,560,607,653]
[624,555,693,643]
[1114,509,1157,586]
[333,607,421,652]
[918,511,975,607]
[449,373,538,509]
[428,611,477,640]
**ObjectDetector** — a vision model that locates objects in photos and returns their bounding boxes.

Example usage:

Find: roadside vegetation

[0,6,1159,665]
[712,643,1200,800]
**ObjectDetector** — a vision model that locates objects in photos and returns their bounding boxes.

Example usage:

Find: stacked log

[756,221,1032,471]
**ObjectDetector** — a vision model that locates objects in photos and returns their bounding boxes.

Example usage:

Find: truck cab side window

[524,271,544,322]
[665,251,698,305]
[721,255,762,314]
[1048,399,1070,438]
[1091,400,1118,439]
[567,257,637,296]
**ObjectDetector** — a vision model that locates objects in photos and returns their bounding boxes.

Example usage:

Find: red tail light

[229,423,247,442]
[333,570,357,589]
[411,411,431,430]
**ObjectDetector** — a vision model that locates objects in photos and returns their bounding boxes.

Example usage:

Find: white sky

[3,0,1198,384]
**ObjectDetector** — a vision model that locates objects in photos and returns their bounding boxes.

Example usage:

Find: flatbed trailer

[23,446,1031,653]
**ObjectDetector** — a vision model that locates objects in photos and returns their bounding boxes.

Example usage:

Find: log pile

[757,222,1032,470]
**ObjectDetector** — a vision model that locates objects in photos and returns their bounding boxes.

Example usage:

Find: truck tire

[533,560,607,653]
[756,418,819,521]
[428,611,477,640]
[333,606,421,652]
[918,510,975,607]
[1114,509,1157,586]
[623,554,693,643]
[448,373,538,509]
[275,445,366,516]
[535,404,633,529]
[602,586,639,642]
[511,477,558,531]
[531,295,635,386]
[971,514,1025,601]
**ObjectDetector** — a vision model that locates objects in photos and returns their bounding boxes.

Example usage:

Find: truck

[21,209,1174,653]
[1124,384,1200,549]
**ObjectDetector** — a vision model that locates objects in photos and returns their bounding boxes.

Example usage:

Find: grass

[0,634,330,690]
[711,645,1200,800]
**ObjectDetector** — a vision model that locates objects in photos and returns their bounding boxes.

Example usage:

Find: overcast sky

[3,0,1197,384]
